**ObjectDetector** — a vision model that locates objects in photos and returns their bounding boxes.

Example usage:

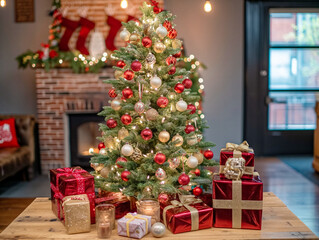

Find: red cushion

[0,118,20,148]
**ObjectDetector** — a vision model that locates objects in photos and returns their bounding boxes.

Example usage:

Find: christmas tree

[91,2,216,200]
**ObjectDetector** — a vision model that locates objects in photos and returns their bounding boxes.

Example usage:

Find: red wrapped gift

[198,193,212,208]
[96,190,131,219]
[50,167,95,223]
[220,141,255,180]
[213,174,263,230]
[161,195,213,234]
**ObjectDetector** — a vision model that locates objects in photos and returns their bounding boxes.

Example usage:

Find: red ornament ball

[121,170,131,182]
[116,157,127,168]
[131,60,142,72]
[174,83,185,94]
[158,193,169,204]
[122,87,133,99]
[108,88,117,98]
[141,128,153,140]
[121,114,132,125]
[142,37,152,48]
[157,96,169,108]
[187,104,196,114]
[166,56,177,66]
[168,29,177,39]
[178,173,190,185]
[194,168,201,176]
[173,51,182,58]
[153,6,163,14]
[106,118,117,128]
[168,66,176,75]
[124,70,135,80]
[117,60,126,68]
[185,124,195,134]
[154,153,166,165]
[98,142,105,150]
[193,186,203,196]
[163,20,172,31]
[182,78,193,89]
[204,149,214,159]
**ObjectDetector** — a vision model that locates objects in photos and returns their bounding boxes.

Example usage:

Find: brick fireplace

[35,68,112,173]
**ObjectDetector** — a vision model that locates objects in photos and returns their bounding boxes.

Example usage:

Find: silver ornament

[121,144,134,156]
[146,53,156,65]
[155,168,166,180]
[176,99,188,112]
[120,28,130,41]
[111,99,121,111]
[151,222,166,238]
[186,156,198,168]
[134,100,145,114]
[156,25,168,39]
[150,76,162,89]
[168,157,180,169]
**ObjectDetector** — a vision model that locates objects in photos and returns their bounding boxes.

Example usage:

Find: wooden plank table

[0,192,318,240]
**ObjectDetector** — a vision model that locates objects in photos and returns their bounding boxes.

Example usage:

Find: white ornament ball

[187,156,198,168]
[121,144,134,156]
[156,25,168,39]
[111,99,121,111]
[155,168,167,180]
[176,99,188,112]
[187,136,197,146]
[120,28,131,41]
[194,152,204,164]
[150,76,162,89]
[151,222,166,238]
[99,148,107,155]
[100,167,110,178]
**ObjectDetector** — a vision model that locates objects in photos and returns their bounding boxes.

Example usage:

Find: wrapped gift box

[160,195,213,234]
[220,141,255,180]
[117,213,152,239]
[213,174,263,230]
[198,193,212,208]
[62,194,91,234]
[50,167,95,223]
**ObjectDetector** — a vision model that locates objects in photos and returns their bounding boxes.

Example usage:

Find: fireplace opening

[69,113,104,170]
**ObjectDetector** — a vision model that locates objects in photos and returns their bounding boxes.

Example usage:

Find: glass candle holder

[136,199,160,225]
[95,204,115,239]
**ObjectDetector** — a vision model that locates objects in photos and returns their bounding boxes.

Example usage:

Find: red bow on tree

[150,0,163,14]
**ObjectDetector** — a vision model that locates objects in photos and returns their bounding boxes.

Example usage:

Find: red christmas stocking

[59,17,79,51]
[76,17,95,55]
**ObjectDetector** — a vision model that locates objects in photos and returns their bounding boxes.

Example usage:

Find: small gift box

[96,190,131,219]
[62,194,91,234]
[220,141,255,180]
[197,193,213,208]
[213,174,263,230]
[117,213,152,239]
[161,195,213,234]
[50,167,95,223]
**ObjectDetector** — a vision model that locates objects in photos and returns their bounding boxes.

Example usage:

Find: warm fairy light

[92,57,96,61]
[132,125,137,130]
[121,0,128,9]
[198,110,202,114]
[32,64,36,68]
[74,57,78,61]
[198,78,203,83]
[195,61,200,66]
[198,89,203,93]
[191,64,196,69]
[195,102,200,107]
[84,60,88,64]
[200,85,205,89]
[101,57,106,61]
[89,61,93,66]
[103,52,108,57]
[200,114,205,119]
[160,181,165,184]
[0,0,6,7]
[59,59,63,64]
[204,0,212,13]
[79,54,83,58]
[190,54,195,60]
[89,148,94,154]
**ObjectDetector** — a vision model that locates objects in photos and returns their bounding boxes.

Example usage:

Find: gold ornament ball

[164,38,171,47]
[153,42,166,53]
[158,130,170,143]
[187,136,197,146]
[176,99,188,112]
[100,167,111,178]
[118,127,129,140]
[129,33,141,45]
[104,136,115,148]
[146,108,159,121]
[91,163,104,172]
[114,70,123,79]
[194,152,204,164]
[120,28,131,41]
[111,99,121,111]
[172,39,182,49]
[172,134,183,147]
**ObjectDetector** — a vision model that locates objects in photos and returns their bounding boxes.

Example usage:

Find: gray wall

[166,0,244,151]
[0,0,51,115]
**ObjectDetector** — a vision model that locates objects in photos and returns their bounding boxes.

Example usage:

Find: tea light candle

[137,199,160,224]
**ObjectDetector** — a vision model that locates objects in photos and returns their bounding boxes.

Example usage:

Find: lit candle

[137,199,160,225]
[96,204,115,239]
[97,222,111,239]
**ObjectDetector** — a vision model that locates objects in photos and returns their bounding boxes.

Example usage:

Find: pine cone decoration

[131,148,143,162]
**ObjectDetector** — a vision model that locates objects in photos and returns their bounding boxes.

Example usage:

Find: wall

[0,0,52,115]
[165,0,244,151]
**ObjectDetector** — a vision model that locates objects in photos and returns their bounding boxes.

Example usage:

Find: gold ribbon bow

[163,195,202,231]
[124,213,149,237]
[221,141,253,158]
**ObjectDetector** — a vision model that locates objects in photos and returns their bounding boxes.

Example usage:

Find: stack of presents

[49,141,263,237]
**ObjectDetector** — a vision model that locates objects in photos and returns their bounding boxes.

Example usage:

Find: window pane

[268,92,316,130]
[270,12,319,46]
[269,48,319,90]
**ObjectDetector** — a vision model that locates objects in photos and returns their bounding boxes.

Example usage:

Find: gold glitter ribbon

[124,213,148,237]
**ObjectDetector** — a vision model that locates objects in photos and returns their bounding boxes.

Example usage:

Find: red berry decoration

[168,29,177,39]
[142,37,152,48]
[174,83,185,94]
[168,66,176,75]
[116,157,127,168]
[194,169,201,176]
[121,114,132,125]
[124,70,134,80]
[131,60,142,72]
[163,20,172,31]
[157,96,169,108]
[121,170,131,182]
[141,128,153,140]
[106,118,117,128]
[122,87,133,99]
[182,78,193,89]
[117,60,126,68]
[108,88,117,98]
[166,56,177,66]
[187,104,196,114]
[193,186,203,196]
[178,173,190,185]
[204,149,214,159]
[185,124,195,134]
[98,142,105,150]
[154,153,166,165]
[173,51,182,58]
